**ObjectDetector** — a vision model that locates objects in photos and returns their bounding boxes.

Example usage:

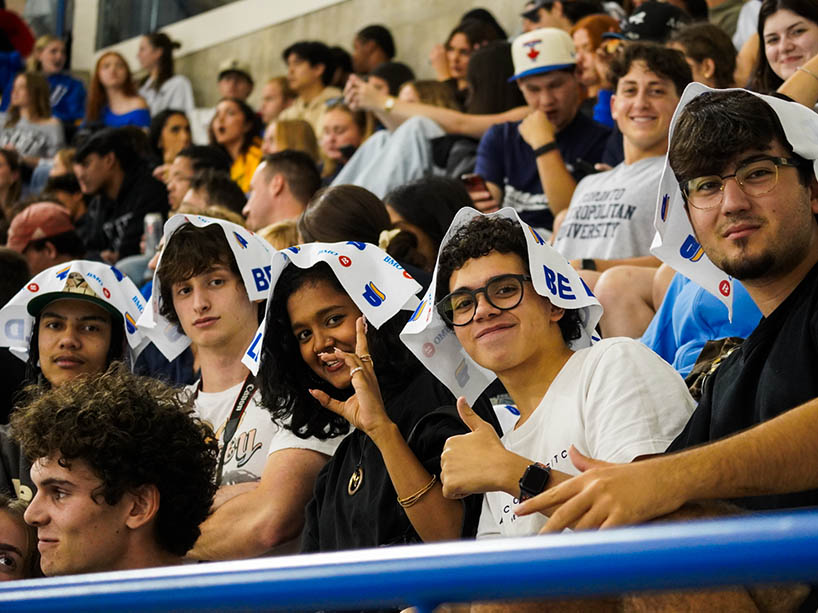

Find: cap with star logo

[509,27,576,82]
[602,1,690,43]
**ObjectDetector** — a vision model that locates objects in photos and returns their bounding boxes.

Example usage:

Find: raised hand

[518,109,556,151]
[309,317,392,438]
[441,397,530,499]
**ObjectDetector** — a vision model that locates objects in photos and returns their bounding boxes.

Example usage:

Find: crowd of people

[1,0,818,611]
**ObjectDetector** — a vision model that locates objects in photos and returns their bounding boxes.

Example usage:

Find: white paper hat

[400,207,602,404]
[138,214,273,361]
[650,83,818,320]
[241,241,422,375]
[0,260,149,363]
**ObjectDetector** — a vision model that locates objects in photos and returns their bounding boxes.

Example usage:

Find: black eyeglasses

[437,274,532,327]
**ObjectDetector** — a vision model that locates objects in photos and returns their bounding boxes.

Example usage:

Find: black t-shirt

[301,370,499,555]
[668,261,818,510]
[79,164,168,259]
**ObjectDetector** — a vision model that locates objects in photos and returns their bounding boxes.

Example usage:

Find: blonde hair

[27,34,62,72]
[404,80,460,110]
[319,101,373,179]
[257,218,300,250]
[273,119,320,162]
[266,75,296,102]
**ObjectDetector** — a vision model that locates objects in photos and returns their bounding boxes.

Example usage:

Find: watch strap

[519,461,551,501]
[532,141,558,157]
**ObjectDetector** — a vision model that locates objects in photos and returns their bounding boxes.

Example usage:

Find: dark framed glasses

[437,273,532,327]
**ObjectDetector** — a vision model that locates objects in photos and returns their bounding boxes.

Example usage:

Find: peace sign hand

[309,317,393,437]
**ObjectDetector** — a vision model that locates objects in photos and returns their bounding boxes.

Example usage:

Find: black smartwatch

[518,462,551,501]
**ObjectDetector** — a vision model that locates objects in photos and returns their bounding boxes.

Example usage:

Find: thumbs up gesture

[440,397,532,500]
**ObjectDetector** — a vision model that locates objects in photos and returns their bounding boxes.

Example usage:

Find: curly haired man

[12,364,217,576]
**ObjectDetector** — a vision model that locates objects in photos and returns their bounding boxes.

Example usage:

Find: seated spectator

[209,97,263,193]
[384,176,476,273]
[217,58,254,101]
[430,19,501,109]
[136,31,195,117]
[0,148,21,243]
[401,210,692,536]
[278,41,342,136]
[256,243,500,554]
[73,127,168,262]
[367,61,414,97]
[0,248,28,424]
[668,22,737,88]
[552,43,691,282]
[396,79,460,109]
[259,76,295,125]
[142,216,340,560]
[298,185,431,280]
[750,0,818,93]
[475,28,610,231]
[48,147,74,177]
[319,101,368,183]
[521,0,605,32]
[0,493,38,580]
[571,14,621,127]
[12,363,217,575]
[182,168,246,215]
[612,1,691,43]
[0,259,147,501]
[0,72,64,170]
[149,109,192,176]
[190,59,254,146]
[352,24,396,74]
[6,201,83,274]
[261,118,319,161]
[165,144,232,211]
[515,88,818,538]
[328,46,353,90]
[339,42,527,198]
[43,172,85,224]
[0,35,85,126]
[243,150,320,231]
[84,51,150,129]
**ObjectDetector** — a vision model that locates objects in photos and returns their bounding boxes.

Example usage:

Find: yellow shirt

[231,139,263,193]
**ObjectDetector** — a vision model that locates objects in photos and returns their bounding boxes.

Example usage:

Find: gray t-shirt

[0,115,64,158]
[553,155,664,261]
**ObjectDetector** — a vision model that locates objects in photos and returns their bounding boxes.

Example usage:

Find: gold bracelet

[797,65,818,82]
[397,474,437,508]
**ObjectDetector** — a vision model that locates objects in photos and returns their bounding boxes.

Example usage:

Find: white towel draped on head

[241,241,423,375]
[400,207,602,405]
[650,83,818,321]
[137,214,273,361]
[0,260,149,363]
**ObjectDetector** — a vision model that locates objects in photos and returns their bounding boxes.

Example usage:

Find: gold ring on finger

[358,354,373,363]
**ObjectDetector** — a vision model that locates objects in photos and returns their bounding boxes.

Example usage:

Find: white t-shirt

[139,74,196,117]
[477,337,696,539]
[186,380,342,485]
[553,156,664,261]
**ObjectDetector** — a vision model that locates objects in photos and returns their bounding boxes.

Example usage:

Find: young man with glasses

[515,89,818,542]
[432,214,695,539]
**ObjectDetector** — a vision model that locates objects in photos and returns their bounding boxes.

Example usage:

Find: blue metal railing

[2,510,817,612]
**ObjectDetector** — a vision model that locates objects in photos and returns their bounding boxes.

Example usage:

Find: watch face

[520,463,551,499]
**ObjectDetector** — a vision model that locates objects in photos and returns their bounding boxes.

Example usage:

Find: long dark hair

[751,0,818,92]
[259,261,421,440]
[465,41,526,114]
[208,97,263,158]
[149,108,188,157]
[142,31,179,91]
